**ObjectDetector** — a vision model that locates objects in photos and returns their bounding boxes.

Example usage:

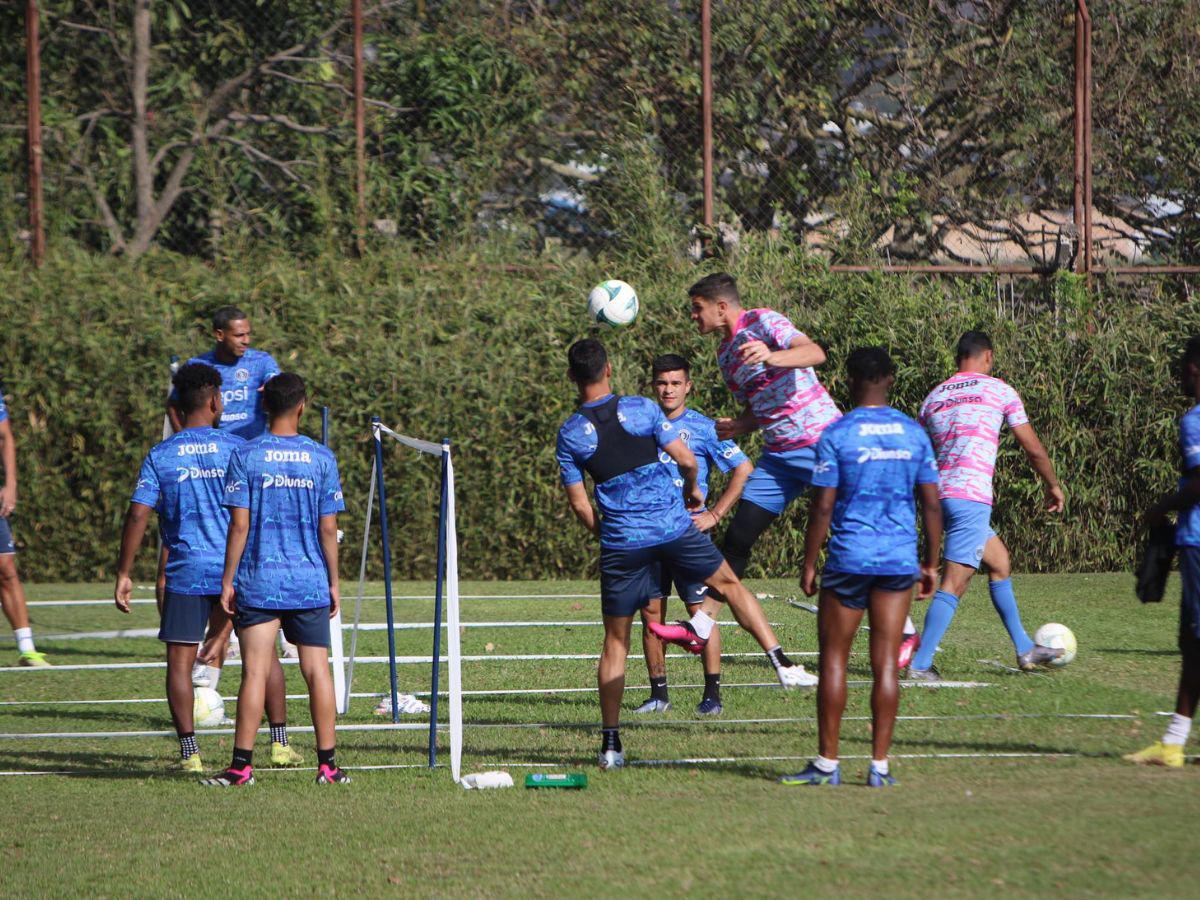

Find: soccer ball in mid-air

[193,687,225,727]
[1034,622,1076,667]
[587,279,639,327]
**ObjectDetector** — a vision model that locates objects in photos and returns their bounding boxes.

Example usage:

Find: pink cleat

[897,632,921,670]
[647,620,707,655]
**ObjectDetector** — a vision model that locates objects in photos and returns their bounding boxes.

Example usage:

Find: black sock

[601,727,622,753]
[270,722,288,746]
[703,673,721,702]
[649,676,668,702]
[179,732,198,760]
[766,646,794,670]
[231,746,253,770]
[317,747,337,769]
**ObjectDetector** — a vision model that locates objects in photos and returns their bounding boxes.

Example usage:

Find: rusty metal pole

[1072,2,1084,274]
[701,0,714,231]
[1081,1,1094,283]
[25,0,44,267]
[353,0,367,257]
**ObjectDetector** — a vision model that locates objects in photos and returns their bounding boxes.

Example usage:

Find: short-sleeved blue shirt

[131,426,244,595]
[556,395,693,549]
[811,406,940,575]
[222,433,345,609]
[1176,404,1200,547]
[0,385,8,423]
[171,348,281,440]
[658,408,748,499]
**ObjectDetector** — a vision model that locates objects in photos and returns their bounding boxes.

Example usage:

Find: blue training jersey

[222,433,345,609]
[659,407,748,499]
[812,406,939,575]
[1177,404,1200,547]
[556,395,693,549]
[171,348,281,440]
[131,426,244,595]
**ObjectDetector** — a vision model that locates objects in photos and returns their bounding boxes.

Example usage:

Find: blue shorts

[654,561,710,606]
[159,592,219,644]
[235,605,332,648]
[0,517,14,555]
[942,498,996,569]
[599,526,726,618]
[1180,546,1200,649]
[820,571,918,610]
[741,447,817,515]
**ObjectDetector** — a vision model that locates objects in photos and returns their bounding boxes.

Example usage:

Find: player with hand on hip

[781,348,941,787]
[908,331,1065,680]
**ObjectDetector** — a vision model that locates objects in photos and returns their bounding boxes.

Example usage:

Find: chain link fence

[4,1,1198,271]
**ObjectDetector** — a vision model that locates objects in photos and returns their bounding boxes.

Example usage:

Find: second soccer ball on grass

[193,687,225,727]
[587,280,639,328]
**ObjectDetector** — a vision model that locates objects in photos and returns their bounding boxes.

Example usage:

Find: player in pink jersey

[908,331,1066,680]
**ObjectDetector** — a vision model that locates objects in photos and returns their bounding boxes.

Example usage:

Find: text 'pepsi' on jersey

[131,426,244,595]
[1177,404,1200,548]
[658,408,748,498]
[812,406,939,575]
[222,434,345,609]
[556,395,694,549]
[170,348,281,440]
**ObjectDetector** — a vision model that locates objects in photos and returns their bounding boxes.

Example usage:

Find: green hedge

[2,239,1196,582]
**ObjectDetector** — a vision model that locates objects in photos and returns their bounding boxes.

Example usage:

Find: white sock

[14,627,35,654]
[1163,713,1192,746]
[209,665,222,692]
[902,617,915,637]
[689,610,716,641]
[814,755,839,773]
[872,758,890,775]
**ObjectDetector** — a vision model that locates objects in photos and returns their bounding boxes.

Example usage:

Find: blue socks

[988,578,1034,655]
[912,590,959,670]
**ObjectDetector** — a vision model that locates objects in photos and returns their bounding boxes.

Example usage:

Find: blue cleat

[867,765,897,787]
[695,697,723,716]
[779,761,840,786]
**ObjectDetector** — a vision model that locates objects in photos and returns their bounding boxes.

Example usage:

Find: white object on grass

[192,687,224,728]
[461,771,513,790]
[1034,622,1077,666]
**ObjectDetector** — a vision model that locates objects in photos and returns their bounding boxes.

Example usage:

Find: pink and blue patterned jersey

[132,426,244,595]
[171,348,281,440]
[717,308,840,452]
[557,395,693,549]
[812,406,939,575]
[1176,403,1200,547]
[222,433,344,609]
[918,372,1029,506]
[658,408,749,499]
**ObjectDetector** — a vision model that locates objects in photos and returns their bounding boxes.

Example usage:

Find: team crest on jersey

[678,429,691,443]
[236,367,250,383]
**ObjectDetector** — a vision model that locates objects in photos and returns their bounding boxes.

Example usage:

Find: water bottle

[461,771,514,790]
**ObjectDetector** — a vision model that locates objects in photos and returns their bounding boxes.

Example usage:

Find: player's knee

[0,557,18,582]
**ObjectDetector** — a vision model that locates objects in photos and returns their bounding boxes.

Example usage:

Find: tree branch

[225,111,330,134]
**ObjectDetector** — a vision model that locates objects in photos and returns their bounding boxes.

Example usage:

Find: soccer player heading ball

[555,339,816,769]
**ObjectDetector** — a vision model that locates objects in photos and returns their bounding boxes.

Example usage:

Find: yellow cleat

[18,651,51,667]
[271,742,304,766]
[179,753,204,774]
[1123,741,1184,768]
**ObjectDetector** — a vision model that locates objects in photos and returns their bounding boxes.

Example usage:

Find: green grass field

[1,574,1197,897]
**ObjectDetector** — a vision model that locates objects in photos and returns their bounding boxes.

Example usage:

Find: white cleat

[373,693,431,716]
[191,663,212,688]
[598,749,626,770]
[777,664,819,688]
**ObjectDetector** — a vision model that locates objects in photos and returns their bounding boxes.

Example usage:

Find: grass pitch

[1,574,1197,897]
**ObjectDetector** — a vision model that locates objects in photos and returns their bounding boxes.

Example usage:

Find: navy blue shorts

[655,561,709,606]
[0,516,14,555]
[159,592,219,644]
[235,605,332,648]
[599,526,726,618]
[1180,546,1200,650]
[820,571,918,610]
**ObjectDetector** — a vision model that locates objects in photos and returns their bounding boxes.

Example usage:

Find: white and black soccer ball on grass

[587,279,639,328]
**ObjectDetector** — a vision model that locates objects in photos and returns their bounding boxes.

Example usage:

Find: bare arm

[113,503,155,613]
[0,418,16,517]
[1146,467,1200,526]
[155,544,168,616]
[737,334,827,370]
[220,507,251,614]
[564,481,600,538]
[801,486,836,596]
[1009,423,1064,512]
[661,438,703,511]
[319,513,340,617]
[716,404,759,440]
[916,482,943,600]
[692,459,753,532]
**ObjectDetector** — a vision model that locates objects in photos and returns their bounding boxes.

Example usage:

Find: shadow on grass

[1096,647,1178,656]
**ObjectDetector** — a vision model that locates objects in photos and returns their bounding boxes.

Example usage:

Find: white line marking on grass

[0,722,430,740]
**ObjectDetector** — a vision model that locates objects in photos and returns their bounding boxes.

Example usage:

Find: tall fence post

[1080,1,1093,285]
[700,0,714,232]
[1073,2,1085,274]
[353,0,367,257]
[25,0,44,268]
